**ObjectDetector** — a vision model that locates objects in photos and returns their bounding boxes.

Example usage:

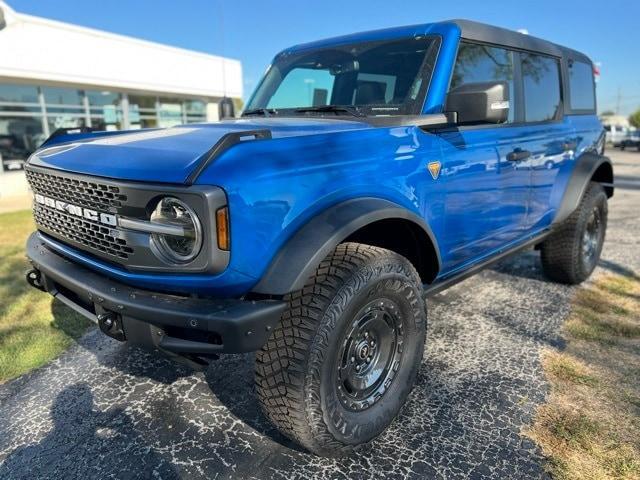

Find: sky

[8,0,640,115]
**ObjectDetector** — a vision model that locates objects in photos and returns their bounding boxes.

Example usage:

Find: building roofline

[0,1,240,64]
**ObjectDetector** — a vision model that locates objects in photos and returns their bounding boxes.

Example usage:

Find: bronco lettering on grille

[35,194,117,227]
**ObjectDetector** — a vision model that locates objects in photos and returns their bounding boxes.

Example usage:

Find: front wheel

[540,182,608,284]
[255,243,426,456]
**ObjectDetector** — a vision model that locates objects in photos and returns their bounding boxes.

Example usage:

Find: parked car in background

[620,130,640,151]
[23,19,612,456]
[2,158,25,171]
[604,124,629,147]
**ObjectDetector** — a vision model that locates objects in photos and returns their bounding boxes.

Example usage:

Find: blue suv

[25,20,612,455]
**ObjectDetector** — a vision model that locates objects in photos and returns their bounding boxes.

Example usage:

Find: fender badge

[427,161,441,180]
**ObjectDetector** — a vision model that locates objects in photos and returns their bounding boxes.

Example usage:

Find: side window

[568,60,595,111]
[521,53,562,122]
[450,42,515,123]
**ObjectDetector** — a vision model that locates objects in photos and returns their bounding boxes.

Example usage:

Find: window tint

[568,60,595,111]
[450,43,515,122]
[522,53,561,122]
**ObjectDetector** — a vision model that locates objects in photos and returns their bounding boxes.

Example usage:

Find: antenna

[216,1,234,118]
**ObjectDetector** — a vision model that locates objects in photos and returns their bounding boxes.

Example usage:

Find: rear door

[507,52,576,230]
[437,42,531,273]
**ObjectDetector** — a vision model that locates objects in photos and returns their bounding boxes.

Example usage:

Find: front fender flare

[251,198,440,295]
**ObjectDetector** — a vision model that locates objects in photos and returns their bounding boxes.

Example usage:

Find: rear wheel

[540,182,607,284]
[255,243,426,456]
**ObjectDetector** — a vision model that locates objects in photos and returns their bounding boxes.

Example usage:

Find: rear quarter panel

[546,114,603,218]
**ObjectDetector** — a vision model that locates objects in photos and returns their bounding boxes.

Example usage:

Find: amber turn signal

[216,207,230,251]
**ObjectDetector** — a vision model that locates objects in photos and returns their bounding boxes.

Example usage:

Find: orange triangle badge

[427,161,441,180]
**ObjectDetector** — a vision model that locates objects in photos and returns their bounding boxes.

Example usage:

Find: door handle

[562,141,577,152]
[507,149,531,162]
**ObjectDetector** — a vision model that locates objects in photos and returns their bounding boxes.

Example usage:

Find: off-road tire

[255,242,426,456]
[540,182,608,284]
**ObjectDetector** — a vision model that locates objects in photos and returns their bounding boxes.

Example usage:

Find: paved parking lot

[0,149,638,479]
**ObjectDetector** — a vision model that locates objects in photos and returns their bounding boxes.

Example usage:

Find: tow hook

[26,268,45,291]
[97,311,126,342]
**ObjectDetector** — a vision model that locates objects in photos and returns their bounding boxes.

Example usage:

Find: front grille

[26,167,134,261]
[25,169,128,212]
[33,203,134,259]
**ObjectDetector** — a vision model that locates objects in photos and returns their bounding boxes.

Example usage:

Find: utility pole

[616,87,622,115]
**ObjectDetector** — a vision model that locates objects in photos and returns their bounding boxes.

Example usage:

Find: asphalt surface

[1,150,639,480]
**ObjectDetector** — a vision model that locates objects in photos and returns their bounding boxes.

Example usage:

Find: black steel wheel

[581,204,604,273]
[335,298,404,411]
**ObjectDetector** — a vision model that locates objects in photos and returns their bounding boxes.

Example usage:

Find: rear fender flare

[553,153,613,226]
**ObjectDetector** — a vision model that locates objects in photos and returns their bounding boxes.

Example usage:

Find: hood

[28,118,371,184]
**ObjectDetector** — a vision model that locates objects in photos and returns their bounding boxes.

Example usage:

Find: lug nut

[350,356,355,363]
[355,365,361,372]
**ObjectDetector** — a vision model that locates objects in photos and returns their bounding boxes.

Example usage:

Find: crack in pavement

[1,151,638,479]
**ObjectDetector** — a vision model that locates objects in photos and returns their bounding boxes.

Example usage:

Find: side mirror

[446,81,510,125]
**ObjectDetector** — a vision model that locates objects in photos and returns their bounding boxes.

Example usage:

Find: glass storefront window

[0,82,213,138]
[184,99,207,124]
[128,94,157,130]
[0,84,39,103]
[48,116,87,132]
[158,97,183,128]
[0,116,45,163]
[184,99,206,114]
[42,86,83,106]
[87,90,123,131]
[44,86,85,126]
[0,84,41,113]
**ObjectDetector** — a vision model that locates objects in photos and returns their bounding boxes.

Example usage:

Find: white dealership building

[0,1,242,167]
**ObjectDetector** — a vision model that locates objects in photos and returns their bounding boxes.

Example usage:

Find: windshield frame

[244,35,442,118]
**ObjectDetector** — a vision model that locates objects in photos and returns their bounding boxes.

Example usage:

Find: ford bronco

[25,20,612,455]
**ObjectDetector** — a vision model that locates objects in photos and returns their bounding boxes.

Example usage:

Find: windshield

[245,36,440,117]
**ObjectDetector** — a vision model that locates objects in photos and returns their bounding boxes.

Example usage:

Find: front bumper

[26,232,286,356]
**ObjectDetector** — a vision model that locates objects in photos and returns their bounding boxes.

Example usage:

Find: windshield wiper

[242,108,278,117]
[294,105,365,117]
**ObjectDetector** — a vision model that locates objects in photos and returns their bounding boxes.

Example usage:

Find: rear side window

[568,60,596,111]
[521,53,562,122]
[449,42,515,123]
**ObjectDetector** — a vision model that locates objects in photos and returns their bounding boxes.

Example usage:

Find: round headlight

[150,197,203,264]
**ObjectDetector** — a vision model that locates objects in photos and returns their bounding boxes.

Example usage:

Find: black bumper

[26,232,286,356]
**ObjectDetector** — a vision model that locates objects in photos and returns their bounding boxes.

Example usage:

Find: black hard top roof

[451,19,592,64]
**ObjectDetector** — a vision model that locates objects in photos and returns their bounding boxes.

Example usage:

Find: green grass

[0,210,92,383]
[526,275,640,480]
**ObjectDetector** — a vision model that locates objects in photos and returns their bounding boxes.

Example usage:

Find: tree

[600,110,615,116]
[629,109,640,129]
